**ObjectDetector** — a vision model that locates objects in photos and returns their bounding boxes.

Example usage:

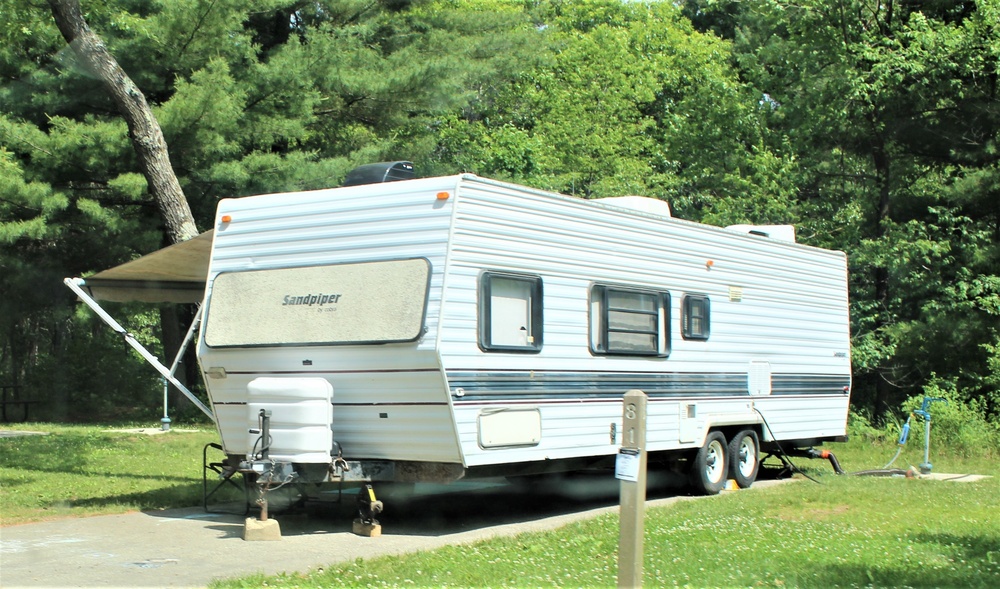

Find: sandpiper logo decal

[282,293,342,307]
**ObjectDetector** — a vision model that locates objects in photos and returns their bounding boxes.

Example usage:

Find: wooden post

[617,389,648,588]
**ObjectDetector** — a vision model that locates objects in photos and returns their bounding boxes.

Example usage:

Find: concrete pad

[919,472,992,482]
[102,428,202,436]
[0,430,48,438]
[242,517,281,541]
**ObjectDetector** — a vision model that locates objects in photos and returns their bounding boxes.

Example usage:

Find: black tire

[728,429,760,489]
[690,431,728,495]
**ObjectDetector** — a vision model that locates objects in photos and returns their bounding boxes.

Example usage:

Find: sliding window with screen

[590,285,671,357]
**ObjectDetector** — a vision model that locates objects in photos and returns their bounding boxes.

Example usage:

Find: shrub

[846,406,894,446]
[897,378,1000,459]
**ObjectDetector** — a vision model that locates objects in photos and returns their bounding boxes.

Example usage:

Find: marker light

[436,192,451,200]
[220,215,232,223]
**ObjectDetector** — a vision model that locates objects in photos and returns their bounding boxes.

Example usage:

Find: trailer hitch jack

[353,484,384,537]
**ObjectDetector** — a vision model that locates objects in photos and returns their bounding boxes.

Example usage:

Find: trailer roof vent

[342,161,414,187]
[726,224,796,243]
[592,196,671,218]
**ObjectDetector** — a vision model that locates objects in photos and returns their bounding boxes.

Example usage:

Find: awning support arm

[169,304,202,378]
[64,277,214,421]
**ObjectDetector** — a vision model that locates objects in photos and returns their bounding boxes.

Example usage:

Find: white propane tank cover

[247,377,333,463]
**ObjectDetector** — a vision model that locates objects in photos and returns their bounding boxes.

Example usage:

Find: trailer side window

[682,294,710,340]
[590,285,670,357]
[479,272,543,353]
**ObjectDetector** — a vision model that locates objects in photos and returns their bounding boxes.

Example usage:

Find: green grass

[2,424,997,588]
[0,423,233,524]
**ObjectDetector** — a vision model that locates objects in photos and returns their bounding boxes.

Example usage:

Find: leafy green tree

[692,0,1000,414]
[0,0,536,420]
[430,0,798,225]
[47,0,199,244]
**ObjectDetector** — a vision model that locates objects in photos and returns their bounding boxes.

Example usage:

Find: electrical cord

[250,433,273,461]
[754,407,932,480]
[754,407,823,484]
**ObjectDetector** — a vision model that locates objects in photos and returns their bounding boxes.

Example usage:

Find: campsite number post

[617,389,648,588]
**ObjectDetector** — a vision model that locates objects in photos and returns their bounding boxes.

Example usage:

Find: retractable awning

[79,230,214,303]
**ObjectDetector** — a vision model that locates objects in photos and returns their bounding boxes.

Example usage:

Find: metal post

[162,305,201,431]
[920,416,933,474]
[161,377,171,430]
[617,389,648,589]
[258,409,271,521]
[915,396,945,475]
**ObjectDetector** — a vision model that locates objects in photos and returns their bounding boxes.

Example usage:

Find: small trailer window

[590,285,670,356]
[682,294,711,340]
[479,272,543,353]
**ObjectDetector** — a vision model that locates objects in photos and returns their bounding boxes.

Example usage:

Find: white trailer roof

[79,230,213,303]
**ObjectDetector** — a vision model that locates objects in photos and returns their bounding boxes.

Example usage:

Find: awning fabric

[80,230,214,303]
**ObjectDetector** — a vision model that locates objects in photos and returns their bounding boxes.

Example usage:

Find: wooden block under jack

[353,519,382,537]
[243,517,282,541]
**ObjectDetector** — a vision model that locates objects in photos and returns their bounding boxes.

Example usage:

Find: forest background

[1,0,998,432]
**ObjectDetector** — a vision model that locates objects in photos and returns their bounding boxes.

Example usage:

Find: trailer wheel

[690,431,728,495]
[728,429,760,489]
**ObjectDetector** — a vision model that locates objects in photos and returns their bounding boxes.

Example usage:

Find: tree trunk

[871,131,893,414]
[47,0,198,245]
[48,0,201,422]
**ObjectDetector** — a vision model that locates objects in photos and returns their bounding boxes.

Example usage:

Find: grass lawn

[0,423,231,524]
[2,423,997,587]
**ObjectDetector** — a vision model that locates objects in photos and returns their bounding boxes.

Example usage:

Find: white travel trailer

[69,166,852,498]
